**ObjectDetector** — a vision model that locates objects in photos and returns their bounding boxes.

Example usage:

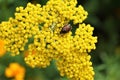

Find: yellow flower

[0,40,6,57]
[5,63,25,80]
[0,0,97,79]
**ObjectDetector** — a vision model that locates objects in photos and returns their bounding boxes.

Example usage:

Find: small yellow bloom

[5,63,25,80]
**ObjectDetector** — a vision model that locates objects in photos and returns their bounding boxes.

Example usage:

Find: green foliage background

[0,0,120,80]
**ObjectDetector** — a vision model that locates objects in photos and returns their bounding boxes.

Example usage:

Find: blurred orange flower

[5,63,26,80]
[24,50,36,57]
[0,40,6,57]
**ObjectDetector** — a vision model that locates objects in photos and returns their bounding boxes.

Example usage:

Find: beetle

[60,24,72,33]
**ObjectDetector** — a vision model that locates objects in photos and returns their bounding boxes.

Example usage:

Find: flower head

[5,63,26,80]
[0,0,97,79]
[0,40,6,57]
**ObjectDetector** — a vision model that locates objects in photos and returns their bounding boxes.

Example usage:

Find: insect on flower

[60,24,72,33]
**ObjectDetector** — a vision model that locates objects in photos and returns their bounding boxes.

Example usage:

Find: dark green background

[0,0,120,80]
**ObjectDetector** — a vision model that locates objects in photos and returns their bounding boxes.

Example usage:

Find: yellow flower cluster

[5,63,25,80]
[0,0,97,80]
